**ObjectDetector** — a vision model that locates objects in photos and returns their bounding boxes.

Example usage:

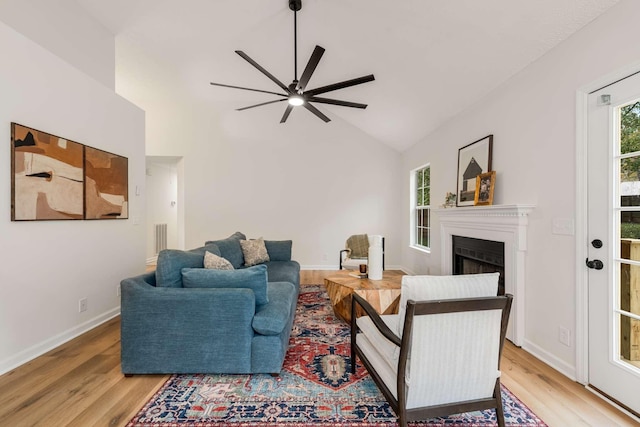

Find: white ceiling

[76,0,619,152]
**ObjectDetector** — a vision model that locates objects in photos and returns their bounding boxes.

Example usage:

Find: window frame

[410,163,431,253]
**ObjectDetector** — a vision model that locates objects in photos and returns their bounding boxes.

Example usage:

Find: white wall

[0,0,115,89]
[0,20,145,374]
[116,39,403,269]
[401,0,640,378]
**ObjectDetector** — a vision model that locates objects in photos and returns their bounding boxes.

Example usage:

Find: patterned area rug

[127,285,547,426]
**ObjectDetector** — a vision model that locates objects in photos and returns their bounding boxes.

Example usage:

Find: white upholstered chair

[339,234,385,270]
[350,272,512,427]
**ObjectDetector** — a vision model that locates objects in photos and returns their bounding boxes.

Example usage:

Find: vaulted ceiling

[77,0,619,151]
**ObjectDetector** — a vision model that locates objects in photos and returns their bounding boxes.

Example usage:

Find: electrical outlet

[552,218,575,236]
[558,327,571,346]
[322,253,328,262]
[79,298,88,313]
[116,285,121,297]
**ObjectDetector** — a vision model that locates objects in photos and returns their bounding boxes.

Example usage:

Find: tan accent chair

[339,234,385,270]
[350,273,512,427]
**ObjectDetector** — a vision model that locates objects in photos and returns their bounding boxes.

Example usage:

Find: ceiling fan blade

[210,82,287,97]
[296,45,325,92]
[305,74,375,96]
[304,102,330,122]
[280,105,294,123]
[235,50,290,93]
[237,98,287,111]
[308,96,367,109]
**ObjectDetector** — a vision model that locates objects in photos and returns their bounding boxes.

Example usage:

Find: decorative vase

[368,235,384,280]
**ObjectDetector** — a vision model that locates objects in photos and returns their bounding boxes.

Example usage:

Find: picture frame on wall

[84,146,129,219]
[11,123,84,221]
[10,122,129,221]
[456,134,493,206]
[474,171,496,206]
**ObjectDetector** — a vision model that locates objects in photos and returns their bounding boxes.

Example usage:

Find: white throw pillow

[203,251,234,270]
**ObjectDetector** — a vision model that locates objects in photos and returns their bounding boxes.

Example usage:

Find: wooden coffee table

[324,270,404,323]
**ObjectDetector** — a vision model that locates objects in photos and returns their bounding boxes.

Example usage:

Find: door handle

[586,258,604,270]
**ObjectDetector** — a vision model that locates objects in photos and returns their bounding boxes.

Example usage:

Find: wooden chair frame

[351,292,513,427]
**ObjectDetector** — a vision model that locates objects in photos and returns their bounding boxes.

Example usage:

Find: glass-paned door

[588,73,640,414]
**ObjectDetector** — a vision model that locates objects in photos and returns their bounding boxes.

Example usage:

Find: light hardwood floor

[0,270,637,426]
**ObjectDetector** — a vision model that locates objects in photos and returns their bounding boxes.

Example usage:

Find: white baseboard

[301,265,340,270]
[0,307,120,376]
[146,256,158,265]
[522,339,577,381]
[397,265,415,275]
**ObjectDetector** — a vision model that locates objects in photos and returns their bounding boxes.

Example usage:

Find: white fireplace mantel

[435,204,535,346]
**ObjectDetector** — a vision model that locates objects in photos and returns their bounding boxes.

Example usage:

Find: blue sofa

[120,232,300,375]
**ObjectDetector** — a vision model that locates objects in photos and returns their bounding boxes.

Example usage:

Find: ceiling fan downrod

[289,0,302,83]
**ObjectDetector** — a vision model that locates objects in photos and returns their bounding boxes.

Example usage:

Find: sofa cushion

[204,251,234,270]
[252,282,296,335]
[264,240,292,261]
[181,264,269,305]
[156,249,206,288]
[205,232,246,269]
[356,314,401,374]
[263,261,300,288]
[188,243,222,257]
[240,237,270,266]
[228,231,247,240]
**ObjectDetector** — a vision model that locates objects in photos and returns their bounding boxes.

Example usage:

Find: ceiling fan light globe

[288,95,304,106]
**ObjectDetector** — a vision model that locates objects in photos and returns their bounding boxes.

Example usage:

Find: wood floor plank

[0,269,636,426]
[0,321,122,419]
[66,373,167,427]
[502,341,637,426]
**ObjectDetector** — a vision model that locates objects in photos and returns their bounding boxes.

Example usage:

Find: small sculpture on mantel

[442,192,457,208]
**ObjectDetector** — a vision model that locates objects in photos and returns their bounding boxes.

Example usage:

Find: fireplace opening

[452,235,505,295]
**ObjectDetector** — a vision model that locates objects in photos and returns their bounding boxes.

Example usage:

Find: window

[412,165,430,250]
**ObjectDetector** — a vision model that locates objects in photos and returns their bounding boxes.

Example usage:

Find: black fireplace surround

[452,235,505,295]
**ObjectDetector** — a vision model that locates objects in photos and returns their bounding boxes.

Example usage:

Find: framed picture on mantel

[474,171,496,206]
[456,135,493,207]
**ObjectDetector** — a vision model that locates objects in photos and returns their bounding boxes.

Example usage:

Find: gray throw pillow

[240,237,270,266]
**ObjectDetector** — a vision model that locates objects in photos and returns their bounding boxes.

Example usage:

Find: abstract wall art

[84,146,128,219]
[11,123,84,220]
[11,122,129,221]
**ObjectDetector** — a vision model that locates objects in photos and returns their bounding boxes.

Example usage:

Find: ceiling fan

[209,0,375,123]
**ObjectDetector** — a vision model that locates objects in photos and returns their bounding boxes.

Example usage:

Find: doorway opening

[145,156,184,264]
